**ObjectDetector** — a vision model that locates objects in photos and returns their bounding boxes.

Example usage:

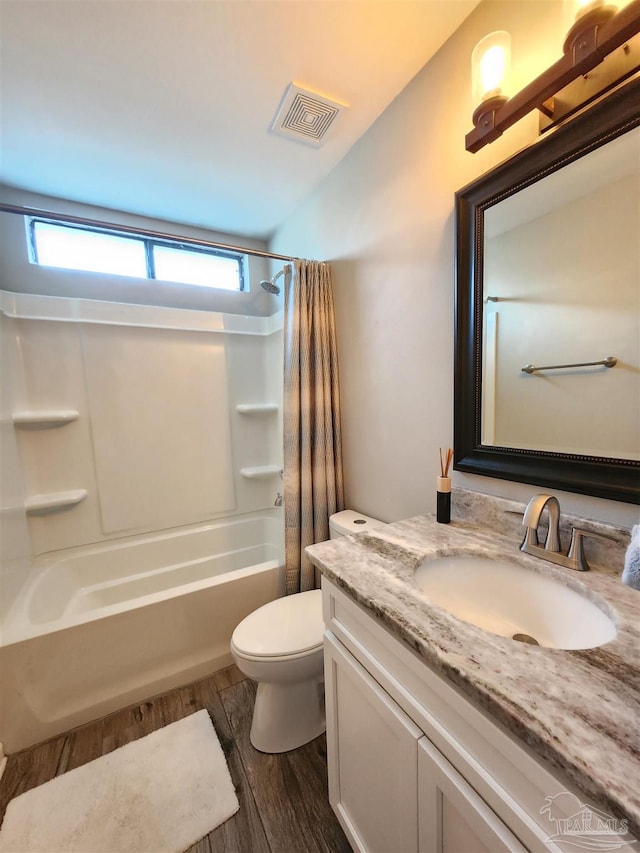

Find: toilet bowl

[231,589,324,753]
[230,509,384,753]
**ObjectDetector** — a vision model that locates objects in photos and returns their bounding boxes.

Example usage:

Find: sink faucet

[520,493,613,571]
[521,494,561,553]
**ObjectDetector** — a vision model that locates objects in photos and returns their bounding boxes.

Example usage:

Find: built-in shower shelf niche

[236,404,279,414]
[240,466,282,479]
[25,489,88,515]
[13,410,79,429]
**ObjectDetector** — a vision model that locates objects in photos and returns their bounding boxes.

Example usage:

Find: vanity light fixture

[471,32,511,130]
[466,0,640,152]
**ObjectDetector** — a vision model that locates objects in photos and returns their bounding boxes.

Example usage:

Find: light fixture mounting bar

[465,0,640,153]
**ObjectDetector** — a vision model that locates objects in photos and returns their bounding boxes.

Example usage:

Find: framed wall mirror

[455,77,640,504]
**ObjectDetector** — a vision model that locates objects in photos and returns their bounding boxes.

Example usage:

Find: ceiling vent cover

[271,83,346,147]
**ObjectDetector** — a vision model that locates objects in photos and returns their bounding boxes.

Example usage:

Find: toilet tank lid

[329,509,385,536]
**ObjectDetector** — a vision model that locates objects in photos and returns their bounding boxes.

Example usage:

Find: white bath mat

[0,710,239,853]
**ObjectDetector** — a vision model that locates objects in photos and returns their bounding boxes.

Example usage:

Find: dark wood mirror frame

[454,77,640,505]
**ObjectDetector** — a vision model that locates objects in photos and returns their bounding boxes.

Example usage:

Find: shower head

[259,268,285,295]
[260,279,280,295]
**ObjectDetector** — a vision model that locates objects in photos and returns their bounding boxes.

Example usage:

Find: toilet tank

[329,510,385,539]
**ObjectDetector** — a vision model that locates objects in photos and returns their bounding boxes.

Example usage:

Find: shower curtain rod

[0,202,297,263]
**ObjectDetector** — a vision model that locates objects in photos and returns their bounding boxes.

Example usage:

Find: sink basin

[414,555,616,650]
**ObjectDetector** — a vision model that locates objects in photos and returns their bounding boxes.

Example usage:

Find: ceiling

[0,1,479,240]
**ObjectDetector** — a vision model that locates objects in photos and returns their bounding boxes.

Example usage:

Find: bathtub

[0,511,284,752]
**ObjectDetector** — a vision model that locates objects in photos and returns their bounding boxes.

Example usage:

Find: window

[28,218,245,291]
[33,222,148,278]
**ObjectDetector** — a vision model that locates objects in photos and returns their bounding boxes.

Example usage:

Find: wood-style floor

[0,666,352,853]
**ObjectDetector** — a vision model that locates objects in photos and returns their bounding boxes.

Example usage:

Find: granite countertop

[306,496,640,837]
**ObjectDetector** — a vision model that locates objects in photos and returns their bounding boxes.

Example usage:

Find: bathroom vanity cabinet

[322,578,636,853]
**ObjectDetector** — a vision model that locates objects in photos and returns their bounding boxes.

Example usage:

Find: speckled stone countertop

[306,490,640,837]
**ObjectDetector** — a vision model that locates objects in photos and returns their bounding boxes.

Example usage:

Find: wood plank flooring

[0,666,352,853]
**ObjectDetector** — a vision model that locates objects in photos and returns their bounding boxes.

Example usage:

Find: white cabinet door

[324,633,423,853]
[418,736,529,853]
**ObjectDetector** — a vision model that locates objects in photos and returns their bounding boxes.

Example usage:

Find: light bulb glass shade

[562,0,620,52]
[471,31,511,108]
[563,0,611,26]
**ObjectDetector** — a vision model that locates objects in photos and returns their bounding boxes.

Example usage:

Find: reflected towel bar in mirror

[521,356,617,374]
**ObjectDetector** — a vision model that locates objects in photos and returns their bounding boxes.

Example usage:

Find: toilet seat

[230,642,323,664]
[231,589,323,659]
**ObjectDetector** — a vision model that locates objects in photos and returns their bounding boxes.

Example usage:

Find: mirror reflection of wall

[482,127,640,461]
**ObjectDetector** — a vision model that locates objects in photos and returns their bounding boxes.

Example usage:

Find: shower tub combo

[0,512,283,752]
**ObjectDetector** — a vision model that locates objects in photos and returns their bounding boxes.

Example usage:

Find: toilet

[230,509,384,753]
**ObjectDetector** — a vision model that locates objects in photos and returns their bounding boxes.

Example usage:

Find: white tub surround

[0,512,283,752]
[306,489,639,846]
[0,290,283,559]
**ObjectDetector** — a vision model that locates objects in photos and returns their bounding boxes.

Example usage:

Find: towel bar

[521,356,617,374]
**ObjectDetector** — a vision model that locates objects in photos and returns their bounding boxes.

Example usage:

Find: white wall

[269,0,638,528]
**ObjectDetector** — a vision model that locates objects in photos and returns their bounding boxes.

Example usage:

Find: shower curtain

[283,259,344,594]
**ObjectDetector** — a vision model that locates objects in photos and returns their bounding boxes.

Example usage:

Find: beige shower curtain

[283,259,344,594]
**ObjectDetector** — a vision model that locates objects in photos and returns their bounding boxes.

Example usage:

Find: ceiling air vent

[270,83,346,147]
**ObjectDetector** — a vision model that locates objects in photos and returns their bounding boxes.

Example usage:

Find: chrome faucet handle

[567,528,616,572]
